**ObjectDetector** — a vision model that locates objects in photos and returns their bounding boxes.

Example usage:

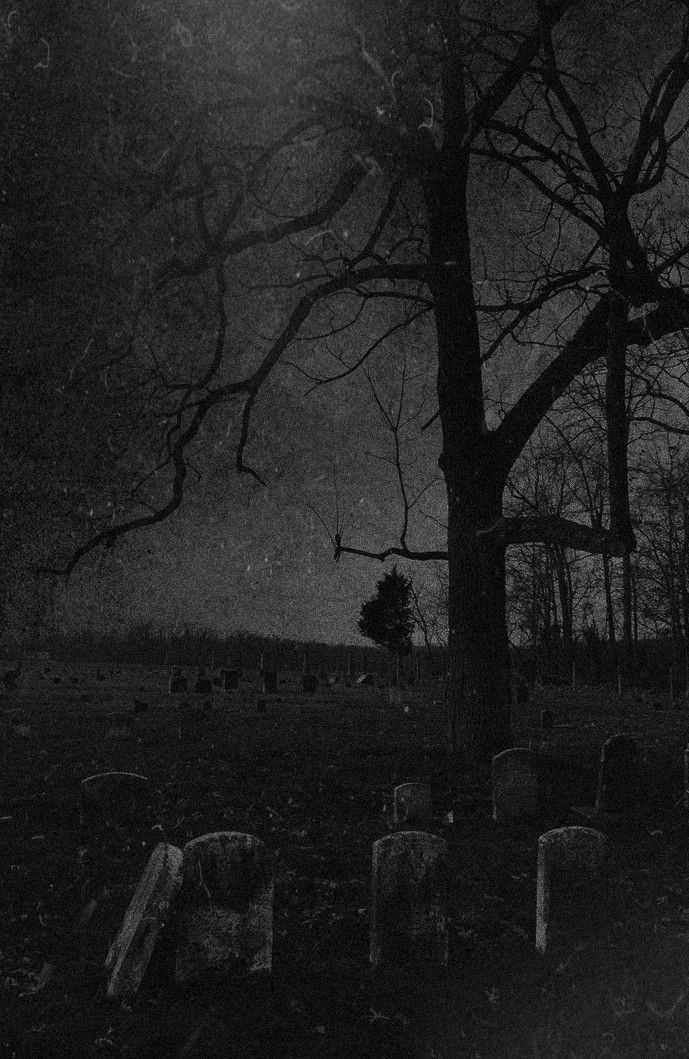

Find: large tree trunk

[446,515,511,764]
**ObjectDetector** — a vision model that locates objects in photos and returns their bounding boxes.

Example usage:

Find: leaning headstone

[492,748,540,823]
[535,826,609,954]
[302,672,318,694]
[370,831,447,970]
[175,832,273,982]
[80,772,156,854]
[105,842,184,997]
[595,734,642,814]
[222,669,240,691]
[393,783,433,829]
[262,670,278,694]
[194,668,213,695]
[169,668,187,694]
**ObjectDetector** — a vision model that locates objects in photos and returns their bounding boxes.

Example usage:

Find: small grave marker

[492,748,540,823]
[169,668,187,694]
[370,831,447,969]
[105,842,183,997]
[595,734,642,814]
[393,783,433,828]
[175,831,273,982]
[535,826,608,954]
[262,670,278,694]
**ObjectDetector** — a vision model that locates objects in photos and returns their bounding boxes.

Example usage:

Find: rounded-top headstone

[536,826,608,954]
[595,733,642,814]
[393,783,433,828]
[370,831,447,970]
[492,748,540,823]
[175,832,274,982]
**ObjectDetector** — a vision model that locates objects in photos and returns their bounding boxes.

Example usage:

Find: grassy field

[3,665,689,1057]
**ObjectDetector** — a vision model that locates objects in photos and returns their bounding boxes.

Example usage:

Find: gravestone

[262,671,278,694]
[169,668,187,694]
[194,668,213,695]
[175,832,273,981]
[595,734,642,814]
[393,783,433,829]
[80,772,155,851]
[370,831,447,970]
[222,669,240,691]
[492,748,540,823]
[535,826,609,954]
[105,842,184,997]
[302,672,318,694]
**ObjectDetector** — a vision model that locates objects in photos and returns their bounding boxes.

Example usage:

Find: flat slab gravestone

[535,826,608,954]
[595,733,642,814]
[492,748,540,823]
[175,832,274,982]
[393,783,433,828]
[370,831,448,970]
[80,772,153,847]
[105,842,184,997]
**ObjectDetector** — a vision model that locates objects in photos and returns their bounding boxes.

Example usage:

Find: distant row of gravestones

[168,666,373,696]
[89,730,666,997]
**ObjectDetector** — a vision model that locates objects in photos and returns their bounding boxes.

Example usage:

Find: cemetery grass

[4,673,689,1056]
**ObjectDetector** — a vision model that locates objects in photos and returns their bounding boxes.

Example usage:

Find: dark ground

[3,667,689,1057]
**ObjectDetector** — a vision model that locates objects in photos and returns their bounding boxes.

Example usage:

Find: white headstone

[535,826,608,954]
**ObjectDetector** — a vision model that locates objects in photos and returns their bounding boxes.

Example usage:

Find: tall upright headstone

[491,748,540,823]
[370,831,447,970]
[595,734,642,814]
[535,826,609,954]
[175,832,274,981]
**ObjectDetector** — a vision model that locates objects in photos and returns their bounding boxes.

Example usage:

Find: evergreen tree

[358,566,414,658]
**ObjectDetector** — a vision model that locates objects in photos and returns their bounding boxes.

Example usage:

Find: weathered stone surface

[393,783,433,828]
[595,734,642,814]
[492,748,540,823]
[105,842,183,997]
[175,832,273,982]
[535,826,608,954]
[370,831,447,970]
[80,772,154,846]
[262,671,278,694]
